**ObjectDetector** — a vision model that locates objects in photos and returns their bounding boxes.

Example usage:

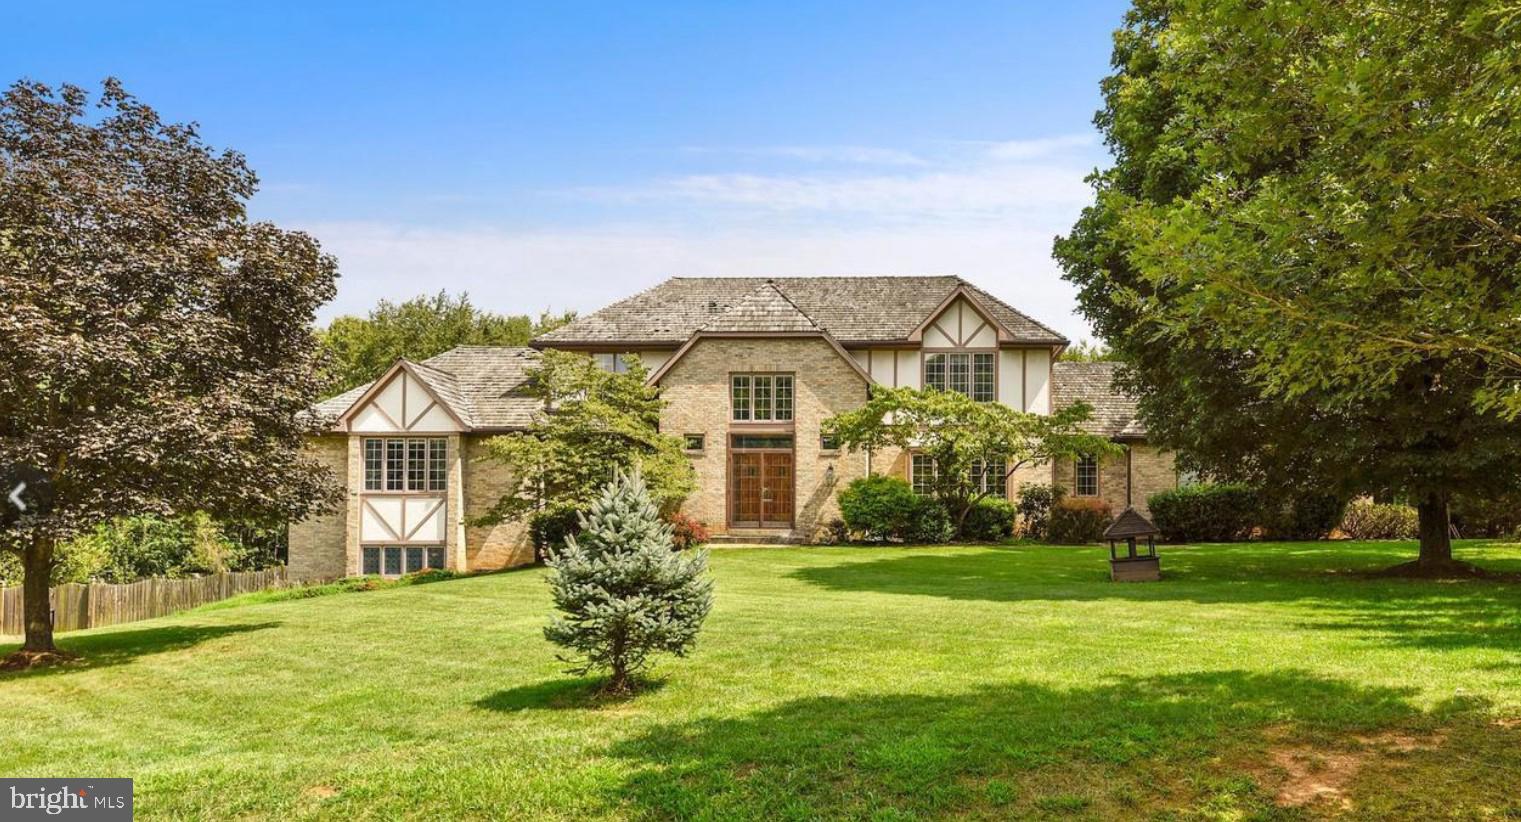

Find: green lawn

[5,541,1521,820]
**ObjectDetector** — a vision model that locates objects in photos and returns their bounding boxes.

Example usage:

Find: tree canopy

[0,79,341,661]
[479,350,695,550]
[822,387,1116,538]
[1054,0,1521,568]
[319,291,574,392]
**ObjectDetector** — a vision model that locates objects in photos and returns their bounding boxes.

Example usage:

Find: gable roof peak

[697,280,823,334]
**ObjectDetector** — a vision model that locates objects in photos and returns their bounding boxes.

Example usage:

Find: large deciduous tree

[822,387,1117,538]
[1054,0,1521,571]
[0,79,341,663]
[319,292,574,393]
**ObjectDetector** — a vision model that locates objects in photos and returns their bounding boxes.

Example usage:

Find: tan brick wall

[288,435,351,580]
[658,337,871,539]
[1051,443,1176,518]
[462,435,535,569]
[1128,444,1178,517]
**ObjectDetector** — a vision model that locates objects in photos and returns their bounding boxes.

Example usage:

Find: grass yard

[5,541,1521,820]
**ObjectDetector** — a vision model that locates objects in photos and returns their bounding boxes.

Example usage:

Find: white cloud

[982,133,1098,161]
[301,220,1093,341]
[300,132,1106,342]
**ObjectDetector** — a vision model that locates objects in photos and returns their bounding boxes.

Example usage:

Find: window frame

[362,545,447,577]
[731,373,795,423]
[1075,455,1100,497]
[923,351,996,402]
[912,454,1009,499]
[363,437,449,493]
[683,433,705,452]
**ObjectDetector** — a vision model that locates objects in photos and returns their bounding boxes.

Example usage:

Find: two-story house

[288,275,1176,579]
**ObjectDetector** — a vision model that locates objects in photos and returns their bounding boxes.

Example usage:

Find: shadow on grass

[476,676,667,712]
[0,621,279,679]
[597,669,1513,819]
[788,543,1521,655]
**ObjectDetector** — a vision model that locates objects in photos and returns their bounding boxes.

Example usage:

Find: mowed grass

[5,541,1521,820]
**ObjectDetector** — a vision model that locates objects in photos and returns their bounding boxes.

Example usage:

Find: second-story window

[364,438,448,492]
[925,352,995,402]
[732,374,794,422]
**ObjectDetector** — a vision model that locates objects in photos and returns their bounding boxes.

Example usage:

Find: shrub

[838,475,920,542]
[962,497,1017,542]
[1261,492,1349,540]
[1048,497,1112,544]
[530,506,582,560]
[1016,483,1065,540]
[902,496,955,544]
[1339,499,1419,540]
[1452,492,1521,538]
[1147,484,1259,542]
[816,518,850,545]
[665,513,710,551]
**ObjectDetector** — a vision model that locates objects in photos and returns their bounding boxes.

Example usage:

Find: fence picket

[0,567,291,637]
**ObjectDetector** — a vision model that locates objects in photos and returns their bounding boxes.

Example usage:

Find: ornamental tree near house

[477,349,694,551]
[1054,0,1521,572]
[822,387,1118,539]
[543,468,713,696]
[0,79,342,664]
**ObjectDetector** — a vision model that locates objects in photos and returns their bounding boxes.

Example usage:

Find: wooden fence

[1,567,292,637]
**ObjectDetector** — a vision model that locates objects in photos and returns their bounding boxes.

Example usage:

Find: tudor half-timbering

[288,275,1177,578]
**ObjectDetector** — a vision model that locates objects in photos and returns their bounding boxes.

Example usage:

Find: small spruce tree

[543,468,713,695]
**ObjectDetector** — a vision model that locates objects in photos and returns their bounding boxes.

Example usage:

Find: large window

[924,352,995,402]
[362,545,447,576]
[910,455,1008,499]
[363,438,448,492]
[732,374,794,422]
[1075,455,1099,497]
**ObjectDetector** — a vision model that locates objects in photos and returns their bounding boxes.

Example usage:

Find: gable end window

[1075,455,1099,497]
[732,374,794,422]
[924,352,995,402]
[363,438,448,492]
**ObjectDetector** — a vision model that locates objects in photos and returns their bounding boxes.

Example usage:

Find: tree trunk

[1416,494,1453,566]
[22,535,56,653]
[606,627,629,695]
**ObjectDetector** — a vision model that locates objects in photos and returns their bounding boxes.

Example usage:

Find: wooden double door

[729,438,794,528]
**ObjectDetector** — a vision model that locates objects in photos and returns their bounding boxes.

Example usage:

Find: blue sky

[6,1,1130,340]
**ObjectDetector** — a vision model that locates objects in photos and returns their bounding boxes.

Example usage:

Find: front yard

[5,541,1521,819]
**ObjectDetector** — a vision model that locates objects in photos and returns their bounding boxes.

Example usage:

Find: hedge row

[1146,484,1346,542]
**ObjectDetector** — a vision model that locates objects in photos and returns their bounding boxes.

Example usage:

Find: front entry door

[730,445,794,528]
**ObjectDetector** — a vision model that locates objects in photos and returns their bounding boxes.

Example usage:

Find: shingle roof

[699,282,823,333]
[311,346,542,431]
[1051,361,1146,440]
[534,276,1068,346]
[1104,507,1160,539]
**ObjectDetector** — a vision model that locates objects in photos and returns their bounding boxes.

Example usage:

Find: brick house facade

[287,276,1175,578]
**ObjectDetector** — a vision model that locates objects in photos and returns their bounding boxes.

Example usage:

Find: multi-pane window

[363,545,446,576]
[911,454,937,495]
[731,374,794,422]
[364,438,448,492]
[912,455,1009,499]
[1075,455,1099,497]
[594,353,636,373]
[972,457,1007,498]
[924,353,995,401]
